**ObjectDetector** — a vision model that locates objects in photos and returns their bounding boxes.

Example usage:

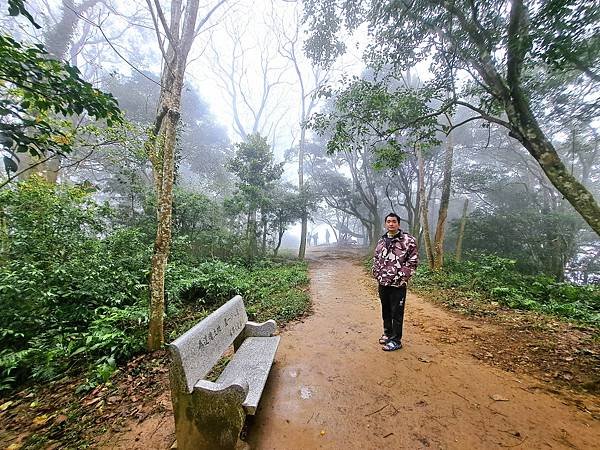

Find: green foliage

[0,178,150,391]
[309,77,441,162]
[304,0,599,88]
[243,261,310,322]
[173,188,220,235]
[166,260,250,306]
[0,33,122,175]
[227,134,284,258]
[446,201,583,280]
[531,0,600,76]
[0,178,310,394]
[412,254,600,327]
[228,134,284,209]
[303,0,600,237]
[102,71,231,197]
[166,259,310,323]
[260,183,313,255]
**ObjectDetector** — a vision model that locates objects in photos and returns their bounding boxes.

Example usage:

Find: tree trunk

[510,114,600,236]
[298,125,307,260]
[500,0,600,236]
[455,198,469,262]
[299,213,307,260]
[247,208,258,259]
[147,0,225,351]
[417,145,434,269]
[261,212,268,256]
[433,133,454,270]
[412,169,421,238]
[274,223,284,256]
[148,107,180,350]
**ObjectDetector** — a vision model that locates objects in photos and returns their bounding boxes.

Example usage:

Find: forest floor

[1,247,599,449]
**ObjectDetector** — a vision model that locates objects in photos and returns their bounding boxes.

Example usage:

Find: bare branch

[454,100,512,129]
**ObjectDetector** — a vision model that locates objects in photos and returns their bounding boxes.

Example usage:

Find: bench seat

[209,335,280,415]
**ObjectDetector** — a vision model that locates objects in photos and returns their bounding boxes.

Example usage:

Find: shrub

[412,254,599,327]
[0,178,311,394]
[0,178,151,391]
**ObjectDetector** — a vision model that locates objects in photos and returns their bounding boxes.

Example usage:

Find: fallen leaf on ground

[32,414,50,425]
[418,356,433,363]
[490,394,509,401]
[0,400,14,411]
[84,397,103,407]
[55,414,68,425]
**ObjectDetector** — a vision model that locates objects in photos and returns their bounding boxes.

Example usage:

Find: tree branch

[454,100,512,129]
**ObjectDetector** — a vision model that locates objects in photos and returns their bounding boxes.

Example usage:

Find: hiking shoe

[378,335,389,344]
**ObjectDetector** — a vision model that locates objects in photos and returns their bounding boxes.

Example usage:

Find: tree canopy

[0,33,122,177]
[303,0,600,235]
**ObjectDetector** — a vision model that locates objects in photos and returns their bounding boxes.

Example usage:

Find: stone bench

[168,295,280,450]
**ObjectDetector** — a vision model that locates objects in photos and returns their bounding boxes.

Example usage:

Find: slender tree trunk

[248,208,258,259]
[274,223,284,256]
[148,107,180,350]
[412,173,421,238]
[298,125,307,260]
[299,215,308,258]
[261,212,268,256]
[417,145,434,268]
[455,198,469,262]
[433,133,454,270]
[147,0,226,351]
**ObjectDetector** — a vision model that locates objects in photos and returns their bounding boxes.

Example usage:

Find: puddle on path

[299,385,313,399]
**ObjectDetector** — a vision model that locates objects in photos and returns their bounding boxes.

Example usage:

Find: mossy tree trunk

[417,145,434,269]
[433,132,454,270]
[147,0,228,351]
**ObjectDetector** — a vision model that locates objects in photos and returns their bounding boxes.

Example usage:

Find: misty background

[1,0,599,405]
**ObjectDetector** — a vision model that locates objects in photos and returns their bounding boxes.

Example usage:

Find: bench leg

[173,386,246,450]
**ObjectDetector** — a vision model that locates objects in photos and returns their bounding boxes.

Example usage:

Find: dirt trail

[247,248,600,450]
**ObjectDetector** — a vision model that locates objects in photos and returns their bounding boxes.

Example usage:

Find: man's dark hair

[385,212,401,222]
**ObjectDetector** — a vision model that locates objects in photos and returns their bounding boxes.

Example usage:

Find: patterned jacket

[372,231,419,287]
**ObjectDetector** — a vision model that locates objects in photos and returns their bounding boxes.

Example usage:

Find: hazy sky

[2,0,366,159]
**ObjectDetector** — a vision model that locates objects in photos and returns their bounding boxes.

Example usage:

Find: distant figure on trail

[307,232,312,247]
[313,233,318,246]
[372,213,418,351]
[325,228,331,245]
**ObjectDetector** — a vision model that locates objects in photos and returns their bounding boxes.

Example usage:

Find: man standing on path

[372,213,419,351]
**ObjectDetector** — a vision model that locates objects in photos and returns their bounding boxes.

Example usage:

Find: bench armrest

[234,319,277,350]
[245,319,277,337]
[194,379,249,398]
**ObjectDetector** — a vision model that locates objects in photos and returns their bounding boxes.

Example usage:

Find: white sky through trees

[1,0,364,161]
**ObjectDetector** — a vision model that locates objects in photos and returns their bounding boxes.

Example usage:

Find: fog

[2,0,599,282]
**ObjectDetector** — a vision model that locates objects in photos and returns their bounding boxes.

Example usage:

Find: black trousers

[378,284,407,343]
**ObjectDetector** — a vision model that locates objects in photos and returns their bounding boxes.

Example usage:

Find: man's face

[385,216,399,233]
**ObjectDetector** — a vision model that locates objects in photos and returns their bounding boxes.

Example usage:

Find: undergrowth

[410,255,599,329]
[0,178,310,395]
